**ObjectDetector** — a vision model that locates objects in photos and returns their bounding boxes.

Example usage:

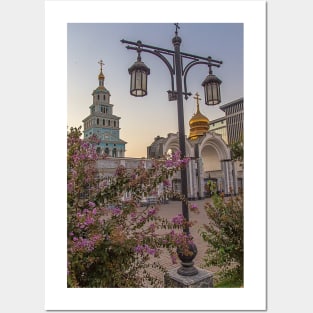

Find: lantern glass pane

[204,82,221,105]
[131,71,136,91]
[135,70,142,90]
[142,72,147,91]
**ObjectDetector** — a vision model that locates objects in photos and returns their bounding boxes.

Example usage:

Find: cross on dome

[97,59,105,83]
[193,92,202,112]
[98,59,105,71]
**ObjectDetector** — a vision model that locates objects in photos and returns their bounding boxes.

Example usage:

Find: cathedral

[82,62,243,199]
[147,93,243,198]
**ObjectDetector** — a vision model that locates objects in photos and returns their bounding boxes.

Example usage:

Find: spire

[174,23,180,36]
[172,23,182,45]
[98,59,105,87]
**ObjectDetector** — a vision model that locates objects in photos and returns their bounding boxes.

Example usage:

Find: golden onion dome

[189,109,209,126]
[188,92,209,140]
[98,69,105,80]
[98,59,105,80]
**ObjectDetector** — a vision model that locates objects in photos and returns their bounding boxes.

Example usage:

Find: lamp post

[121,24,222,276]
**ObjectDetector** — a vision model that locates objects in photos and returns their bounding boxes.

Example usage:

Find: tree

[67,127,197,287]
[230,137,244,162]
[200,191,244,286]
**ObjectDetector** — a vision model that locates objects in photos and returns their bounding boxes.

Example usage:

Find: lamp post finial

[174,23,180,36]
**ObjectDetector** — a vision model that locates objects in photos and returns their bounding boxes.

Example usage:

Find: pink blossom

[171,214,184,225]
[134,244,156,256]
[149,223,156,232]
[134,245,144,253]
[190,203,199,212]
[163,179,171,187]
[112,207,122,216]
[88,201,96,208]
[130,212,137,221]
[148,208,156,216]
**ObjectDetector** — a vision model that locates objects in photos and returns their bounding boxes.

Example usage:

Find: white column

[221,160,232,195]
[187,161,194,199]
[198,159,205,198]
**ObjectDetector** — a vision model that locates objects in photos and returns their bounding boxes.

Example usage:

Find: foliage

[214,276,243,288]
[200,191,244,286]
[230,138,244,162]
[67,126,197,287]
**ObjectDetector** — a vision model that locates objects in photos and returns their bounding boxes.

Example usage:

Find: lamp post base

[177,241,198,276]
[165,267,214,288]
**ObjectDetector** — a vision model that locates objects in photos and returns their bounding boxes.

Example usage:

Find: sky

[67,23,243,158]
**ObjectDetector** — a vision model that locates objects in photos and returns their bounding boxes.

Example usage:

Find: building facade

[209,116,228,144]
[220,97,243,145]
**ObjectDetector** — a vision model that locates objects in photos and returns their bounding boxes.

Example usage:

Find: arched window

[112,148,117,157]
[97,118,99,125]
[104,148,109,155]
[97,95,100,100]
[103,94,106,100]
[96,147,101,154]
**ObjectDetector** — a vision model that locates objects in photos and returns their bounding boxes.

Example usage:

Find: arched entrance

[198,132,234,196]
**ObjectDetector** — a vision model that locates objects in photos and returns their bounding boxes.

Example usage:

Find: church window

[97,118,99,125]
[103,94,106,100]
[103,119,105,125]
[112,148,117,157]
[108,120,111,126]
[97,95,100,100]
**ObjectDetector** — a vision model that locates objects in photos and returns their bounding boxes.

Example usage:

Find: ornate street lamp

[128,42,150,96]
[121,24,222,276]
[202,63,222,105]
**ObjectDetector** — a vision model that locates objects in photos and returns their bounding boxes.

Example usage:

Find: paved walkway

[145,198,218,286]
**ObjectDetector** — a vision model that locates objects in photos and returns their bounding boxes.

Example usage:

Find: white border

[45,1,266,310]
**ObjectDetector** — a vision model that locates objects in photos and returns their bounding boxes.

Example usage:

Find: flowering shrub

[67,127,196,287]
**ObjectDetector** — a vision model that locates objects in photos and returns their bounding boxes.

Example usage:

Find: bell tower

[82,60,127,157]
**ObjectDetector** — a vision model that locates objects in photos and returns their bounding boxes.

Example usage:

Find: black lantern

[202,71,222,105]
[128,52,150,97]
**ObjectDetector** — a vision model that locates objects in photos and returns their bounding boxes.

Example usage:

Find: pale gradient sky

[67,23,243,157]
